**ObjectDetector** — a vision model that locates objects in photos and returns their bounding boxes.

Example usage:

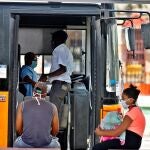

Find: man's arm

[48,64,66,77]
[16,103,23,135]
[51,104,59,136]
[39,64,66,81]
[23,75,36,87]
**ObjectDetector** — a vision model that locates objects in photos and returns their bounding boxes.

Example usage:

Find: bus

[0,0,149,149]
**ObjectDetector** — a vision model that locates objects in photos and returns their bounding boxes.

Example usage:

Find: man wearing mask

[40,30,74,125]
[20,52,38,96]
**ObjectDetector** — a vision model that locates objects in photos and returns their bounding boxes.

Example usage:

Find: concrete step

[0,148,60,150]
[140,136,150,150]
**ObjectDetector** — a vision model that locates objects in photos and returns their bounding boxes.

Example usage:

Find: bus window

[20,55,51,77]
[66,30,86,74]
[19,29,86,76]
[44,55,51,74]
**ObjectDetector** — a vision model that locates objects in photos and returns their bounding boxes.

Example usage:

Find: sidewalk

[140,136,150,150]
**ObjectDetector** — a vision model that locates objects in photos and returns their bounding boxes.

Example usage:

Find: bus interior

[18,14,93,150]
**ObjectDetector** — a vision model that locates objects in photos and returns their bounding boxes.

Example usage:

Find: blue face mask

[31,61,37,68]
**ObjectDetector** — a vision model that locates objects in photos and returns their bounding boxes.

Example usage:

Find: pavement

[140,136,150,150]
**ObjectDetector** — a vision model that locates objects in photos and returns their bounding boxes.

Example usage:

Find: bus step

[2,148,60,150]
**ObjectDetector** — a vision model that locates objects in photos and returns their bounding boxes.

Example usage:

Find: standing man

[20,52,38,96]
[40,30,74,124]
[14,82,60,148]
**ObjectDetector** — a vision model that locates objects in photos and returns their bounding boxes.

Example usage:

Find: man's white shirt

[49,44,74,83]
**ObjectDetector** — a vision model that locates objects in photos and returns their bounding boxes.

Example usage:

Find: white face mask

[120,100,129,109]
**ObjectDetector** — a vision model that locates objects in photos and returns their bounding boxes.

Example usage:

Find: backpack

[19,68,26,96]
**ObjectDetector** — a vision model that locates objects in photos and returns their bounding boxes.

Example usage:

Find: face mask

[120,100,129,109]
[31,61,37,68]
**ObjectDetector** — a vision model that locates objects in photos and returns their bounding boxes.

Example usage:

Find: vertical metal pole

[9,14,20,146]
[67,92,71,150]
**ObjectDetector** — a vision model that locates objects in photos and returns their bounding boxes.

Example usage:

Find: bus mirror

[141,23,150,49]
[124,27,136,51]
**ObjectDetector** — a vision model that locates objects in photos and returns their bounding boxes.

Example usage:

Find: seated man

[14,82,60,148]
[19,52,38,96]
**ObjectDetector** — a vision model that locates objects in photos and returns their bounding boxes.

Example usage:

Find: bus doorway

[9,7,101,149]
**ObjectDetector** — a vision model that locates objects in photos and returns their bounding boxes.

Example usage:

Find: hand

[94,126,102,136]
[39,74,47,82]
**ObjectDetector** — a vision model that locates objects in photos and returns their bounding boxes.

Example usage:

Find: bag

[19,68,26,96]
[19,83,26,96]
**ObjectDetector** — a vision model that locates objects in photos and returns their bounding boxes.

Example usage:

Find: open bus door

[90,15,104,146]
[9,14,20,146]
[90,5,122,146]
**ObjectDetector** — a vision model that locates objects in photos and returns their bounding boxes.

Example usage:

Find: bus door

[90,15,104,145]
[90,6,121,145]
[7,2,103,149]
[8,14,20,146]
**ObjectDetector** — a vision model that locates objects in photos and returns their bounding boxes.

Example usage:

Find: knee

[49,137,60,148]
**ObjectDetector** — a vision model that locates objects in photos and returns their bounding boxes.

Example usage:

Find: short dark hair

[25,52,36,65]
[34,82,47,94]
[52,30,68,43]
[123,84,140,101]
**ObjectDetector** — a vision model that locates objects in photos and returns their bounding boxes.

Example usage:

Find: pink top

[126,107,146,137]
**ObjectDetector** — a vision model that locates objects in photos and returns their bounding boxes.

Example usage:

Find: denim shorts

[13,136,60,148]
